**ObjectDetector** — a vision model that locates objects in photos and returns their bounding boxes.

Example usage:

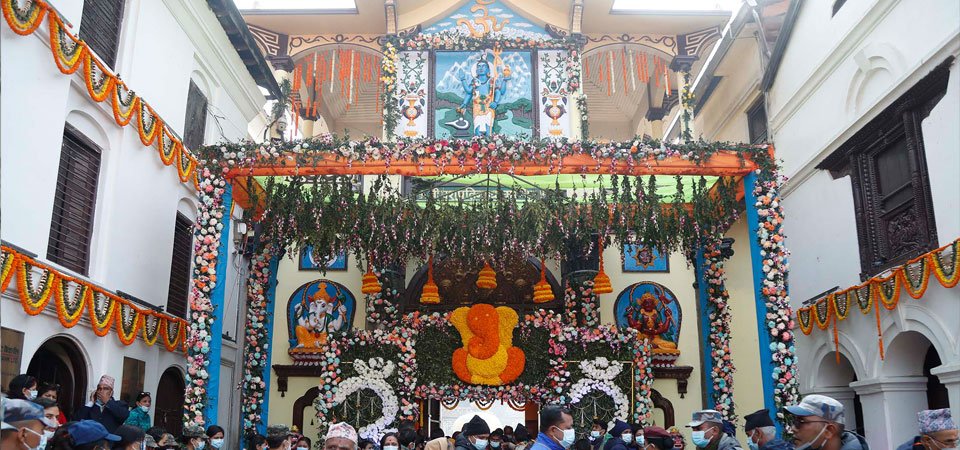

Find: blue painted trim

[693,247,716,410]
[743,172,780,432]
[257,255,281,435]
[203,184,232,425]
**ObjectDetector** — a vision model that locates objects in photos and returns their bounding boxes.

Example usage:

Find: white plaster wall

[761,0,960,448]
[1,0,267,445]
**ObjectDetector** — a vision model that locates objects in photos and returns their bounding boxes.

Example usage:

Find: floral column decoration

[365,266,401,329]
[751,170,800,425]
[563,276,599,327]
[183,168,227,427]
[240,250,274,434]
[633,336,655,426]
[702,238,736,421]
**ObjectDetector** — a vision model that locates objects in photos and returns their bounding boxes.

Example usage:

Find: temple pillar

[670,55,698,142]
[850,376,928,449]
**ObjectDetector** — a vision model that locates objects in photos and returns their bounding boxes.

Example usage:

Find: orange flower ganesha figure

[450,304,526,385]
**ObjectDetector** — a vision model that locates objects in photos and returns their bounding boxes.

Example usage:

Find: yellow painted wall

[267,217,767,444]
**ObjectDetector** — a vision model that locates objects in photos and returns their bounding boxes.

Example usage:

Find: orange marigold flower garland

[48,15,84,74]
[116,301,143,345]
[1,0,47,35]
[16,257,56,315]
[55,277,88,328]
[0,248,17,293]
[476,261,497,290]
[88,290,117,337]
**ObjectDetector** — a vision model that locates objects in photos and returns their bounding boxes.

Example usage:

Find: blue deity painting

[287,280,356,349]
[298,245,348,271]
[422,0,552,41]
[614,282,681,359]
[622,244,669,272]
[434,49,534,138]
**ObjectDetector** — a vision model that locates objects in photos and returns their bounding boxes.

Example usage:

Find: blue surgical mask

[211,438,224,449]
[621,434,632,444]
[491,442,500,448]
[590,431,600,439]
[140,405,150,413]
[635,436,644,447]
[557,428,576,450]
[690,429,713,448]
[474,439,488,450]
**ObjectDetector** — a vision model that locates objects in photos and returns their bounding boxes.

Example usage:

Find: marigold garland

[796,238,959,362]
[1,0,201,188]
[1,0,47,35]
[1,246,188,351]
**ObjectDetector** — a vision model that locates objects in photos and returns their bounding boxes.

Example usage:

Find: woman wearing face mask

[182,425,208,450]
[249,434,268,450]
[38,383,69,426]
[122,393,151,431]
[206,425,226,449]
[295,436,312,450]
[382,433,401,450]
[8,374,39,401]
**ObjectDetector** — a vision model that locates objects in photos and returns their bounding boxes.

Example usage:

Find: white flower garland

[331,357,400,442]
[567,357,630,422]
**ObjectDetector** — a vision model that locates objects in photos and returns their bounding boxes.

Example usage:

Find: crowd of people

[3,371,957,450]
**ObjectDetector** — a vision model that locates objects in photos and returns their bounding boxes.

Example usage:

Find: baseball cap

[784,394,845,423]
[2,399,58,428]
[68,420,122,445]
[686,410,724,428]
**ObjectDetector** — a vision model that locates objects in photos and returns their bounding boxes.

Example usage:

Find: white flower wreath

[332,358,400,441]
[567,357,630,423]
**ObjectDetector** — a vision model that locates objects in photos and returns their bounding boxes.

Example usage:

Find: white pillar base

[850,376,928,450]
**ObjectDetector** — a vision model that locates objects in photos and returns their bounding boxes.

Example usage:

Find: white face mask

[211,438,224,448]
[27,390,38,401]
[297,447,309,450]
[794,423,828,450]
[23,427,47,450]
[590,431,601,439]
[140,405,150,413]
[621,434,632,444]
[491,442,500,448]
[554,428,576,450]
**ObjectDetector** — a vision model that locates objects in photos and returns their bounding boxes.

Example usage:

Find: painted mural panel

[537,49,571,139]
[614,282,681,365]
[422,0,551,40]
[434,49,534,138]
[287,280,356,349]
[395,51,429,139]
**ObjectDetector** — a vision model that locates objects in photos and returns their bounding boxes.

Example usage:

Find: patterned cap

[2,399,58,428]
[919,408,956,434]
[686,410,723,427]
[325,422,358,445]
[785,394,844,423]
[98,375,116,389]
[267,424,291,438]
[182,425,206,438]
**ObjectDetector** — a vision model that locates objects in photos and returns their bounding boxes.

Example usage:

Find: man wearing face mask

[455,415,492,450]
[1,398,60,450]
[684,410,743,450]
[784,395,867,450]
[590,419,609,450]
[896,408,958,450]
[491,429,507,450]
[183,425,210,450]
[742,410,790,450]
[603,420,634,450]
[530,405,576,450]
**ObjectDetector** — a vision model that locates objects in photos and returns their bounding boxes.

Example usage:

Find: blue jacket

[839,431,869,450]
[123,406,151,430]
[529,433,565,450]
[895,436,922,450]
[760,438,792,450]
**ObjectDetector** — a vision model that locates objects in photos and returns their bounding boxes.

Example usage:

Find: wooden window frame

[79,0,126,68]
[182,80,208,150]
[165,213,194,318]
[746,98,768,145]
[47,125,102,275]
[818,58,951,280]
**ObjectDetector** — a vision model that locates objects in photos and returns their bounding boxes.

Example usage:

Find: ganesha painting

[287,279,356,350]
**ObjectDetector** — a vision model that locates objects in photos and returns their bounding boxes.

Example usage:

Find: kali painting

[434,49,534,138]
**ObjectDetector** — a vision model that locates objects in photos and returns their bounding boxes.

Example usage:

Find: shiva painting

[287,280,356,350]
[433,49,534,138]
[614,282,681,362]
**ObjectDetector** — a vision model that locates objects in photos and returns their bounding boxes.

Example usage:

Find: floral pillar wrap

[241,250,273,434]
[748,170,800,426]
[184,168,227,427]
[703,238,736,421]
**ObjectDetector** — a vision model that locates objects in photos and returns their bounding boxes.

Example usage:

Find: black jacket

[74,399,129,432]
[456,434,482,450]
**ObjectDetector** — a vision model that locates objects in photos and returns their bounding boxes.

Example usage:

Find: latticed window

[47,126,101,275]
[819,58,951,279]
[79,0,126,67]
[166,213,193,318]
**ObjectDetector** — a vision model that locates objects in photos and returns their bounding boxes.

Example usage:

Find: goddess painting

[614,282,682,363]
